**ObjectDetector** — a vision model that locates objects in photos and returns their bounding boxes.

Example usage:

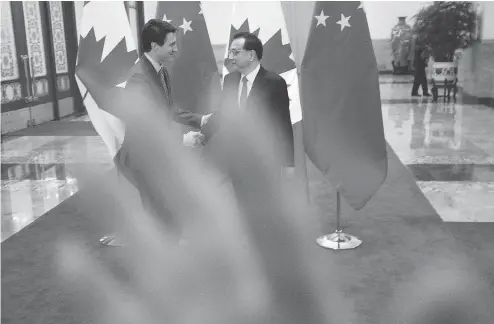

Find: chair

[431,77,458,102]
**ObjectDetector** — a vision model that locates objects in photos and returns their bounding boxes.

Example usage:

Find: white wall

[74,1,84,42]
[75,1,493,45]
[197,1,431,43]
[479,1,494,39]
[364,1,430,39]
[121,1,494,44]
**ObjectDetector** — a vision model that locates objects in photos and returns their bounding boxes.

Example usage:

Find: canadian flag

[223,2,310,200]
[223,1,302,124]
[75,1,138,159]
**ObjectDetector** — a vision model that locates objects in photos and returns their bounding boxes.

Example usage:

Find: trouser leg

[419,70,429,94]
[136,174,182,240]
[412,74,420,94]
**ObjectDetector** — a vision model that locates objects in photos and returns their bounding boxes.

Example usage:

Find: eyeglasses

[228,49,246,56]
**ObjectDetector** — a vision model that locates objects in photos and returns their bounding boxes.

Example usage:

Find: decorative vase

[390,17,413,74]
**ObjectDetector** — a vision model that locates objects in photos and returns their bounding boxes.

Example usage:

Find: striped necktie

[159,66,173,106]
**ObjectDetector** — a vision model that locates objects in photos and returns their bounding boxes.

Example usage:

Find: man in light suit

[101,19,211,245]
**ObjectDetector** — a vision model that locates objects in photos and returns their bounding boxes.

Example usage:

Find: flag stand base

[317,231,362,250]
[317,186,362,250]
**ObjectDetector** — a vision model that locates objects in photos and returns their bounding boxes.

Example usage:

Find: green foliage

[413,1,477,62]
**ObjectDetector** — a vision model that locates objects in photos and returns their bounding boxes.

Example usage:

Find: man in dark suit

[202,32,295,180]
[412,44,431,97]
[198,33,296,247]
[101,19,211,245]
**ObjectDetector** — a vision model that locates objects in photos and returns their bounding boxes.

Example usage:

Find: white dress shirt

[238,63,261,107]
[144,52,161,72]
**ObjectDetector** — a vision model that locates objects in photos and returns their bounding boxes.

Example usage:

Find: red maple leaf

[228,19,260,46]
[261,29,295,75]
[76,28,137,104]
[224,19,295,75]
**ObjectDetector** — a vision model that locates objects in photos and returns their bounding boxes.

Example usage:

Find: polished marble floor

[2,75,494,241]
[380,76,494,223]
[1,129,113,241]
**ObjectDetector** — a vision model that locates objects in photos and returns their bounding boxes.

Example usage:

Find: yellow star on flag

[336,13,351,31]
[315,10,330,27]
[179,18,193,35]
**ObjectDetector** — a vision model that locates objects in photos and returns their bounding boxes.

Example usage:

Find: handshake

[182,113,213,147]
[183,130,206,147]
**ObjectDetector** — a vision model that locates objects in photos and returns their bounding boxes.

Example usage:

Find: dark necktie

[239,76,248,109]
[159,66,173,107]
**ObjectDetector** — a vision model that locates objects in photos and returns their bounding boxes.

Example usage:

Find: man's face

[228,38,253,72]
[152,32,178,63]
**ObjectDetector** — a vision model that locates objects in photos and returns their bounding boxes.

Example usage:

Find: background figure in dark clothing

[411,45,431,97]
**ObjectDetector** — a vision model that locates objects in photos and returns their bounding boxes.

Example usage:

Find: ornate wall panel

[1,82,22,104]
[1,2,19,81]
[34,78,49,97]
[22,1,47,77]
[49,1,68,74]
[56,75,71,92]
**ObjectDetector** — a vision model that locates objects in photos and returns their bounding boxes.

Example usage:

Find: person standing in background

[411,43,431,97]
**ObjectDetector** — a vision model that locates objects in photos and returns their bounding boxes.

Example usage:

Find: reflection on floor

[416,181,494,222]
[1,133,113,242]
[2,75,494,241]
[381,76,494,223]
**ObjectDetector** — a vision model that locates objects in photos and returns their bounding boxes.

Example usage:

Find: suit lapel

[225,66,267,112]
[230,72,241,103]
[224,72,241,112]
[251,66,266,100]
[247,66,267,109]
[141,56,169,102]
[142,56,161,86]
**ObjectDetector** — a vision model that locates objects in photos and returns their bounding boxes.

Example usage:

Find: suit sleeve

[121,73,161,122]
[170,105,203,129]
[274,78,295,167]
[126,72,203,129]
[201,73,232,142]
[125,73,160,111]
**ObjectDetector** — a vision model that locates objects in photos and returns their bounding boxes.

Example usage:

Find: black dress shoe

[423,93,432,97]
[411,93,420,97]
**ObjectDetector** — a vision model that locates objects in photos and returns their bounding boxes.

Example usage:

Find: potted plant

[412,1,477,99]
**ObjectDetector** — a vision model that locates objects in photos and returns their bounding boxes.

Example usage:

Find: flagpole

[316,184,362,250]
[294,120,310,204]
[281,1,314,205]
[295,70,310,204]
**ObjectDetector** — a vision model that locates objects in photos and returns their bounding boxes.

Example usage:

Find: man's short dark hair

[141,19,177,52]
[233,32,263,60]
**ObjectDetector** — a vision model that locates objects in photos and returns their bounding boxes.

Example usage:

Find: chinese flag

[155,2,221,115]
[299,1,388,210]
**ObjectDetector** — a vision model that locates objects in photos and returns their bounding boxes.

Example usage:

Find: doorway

[1,1,81,135]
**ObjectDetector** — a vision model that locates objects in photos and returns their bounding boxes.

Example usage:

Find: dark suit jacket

[203,65,294,168]
[115,55,204,174]
[414,48,427,70]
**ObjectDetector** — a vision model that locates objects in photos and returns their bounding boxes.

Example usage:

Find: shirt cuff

[201,113,212,128]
